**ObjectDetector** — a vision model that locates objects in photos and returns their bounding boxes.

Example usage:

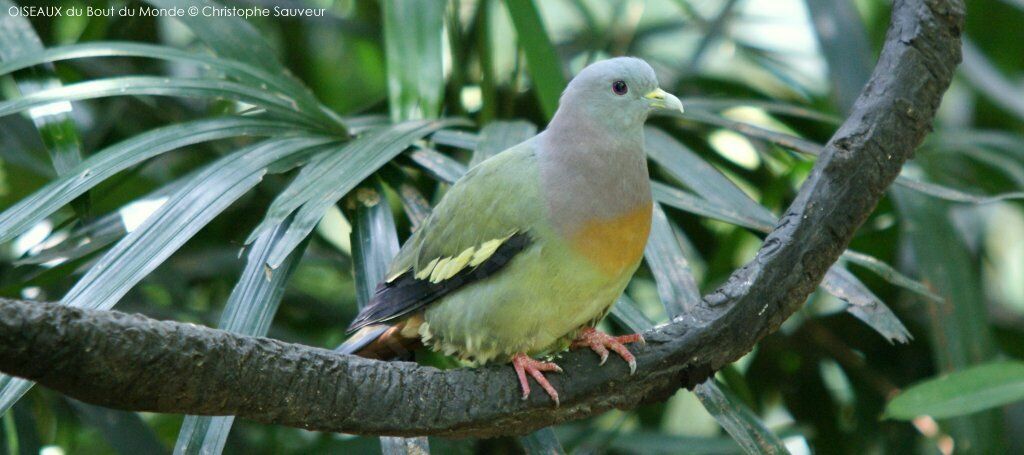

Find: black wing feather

[346,232,532,333]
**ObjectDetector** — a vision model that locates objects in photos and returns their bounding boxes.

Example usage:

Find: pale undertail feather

[335,325,389,355]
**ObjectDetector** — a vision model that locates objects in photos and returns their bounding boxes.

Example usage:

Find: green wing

[346,141,545,332]
[387,140,544,282]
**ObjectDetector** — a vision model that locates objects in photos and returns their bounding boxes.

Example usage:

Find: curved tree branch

[0,0,963,439]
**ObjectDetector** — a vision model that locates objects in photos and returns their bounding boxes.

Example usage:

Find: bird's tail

[335,325,389,355]
[335,321,422,360]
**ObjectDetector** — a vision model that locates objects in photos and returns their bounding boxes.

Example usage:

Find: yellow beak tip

[645,88,684,114]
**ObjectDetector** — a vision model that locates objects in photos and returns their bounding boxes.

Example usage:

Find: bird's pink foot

[512,353,563,406]
[571,327,645,374]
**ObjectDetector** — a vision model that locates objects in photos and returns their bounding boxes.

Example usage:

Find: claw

[512,353,562,406]
[594,344,609,365]
[571,327,644,374]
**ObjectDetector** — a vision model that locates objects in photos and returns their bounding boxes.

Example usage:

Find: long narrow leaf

[999,0,1024,10]
[0,0,90,216]
[0,377,31,429]
[693,380,790,455]
[144,0,283,74]
[380,165,432,230]
[653,194,912,342]
[645,204,702,319]
[926,142,1024,189]
[175,218,309,455]
[960,39,1024,122]
[0,119,54,177]
[144,0,345,127]
[348,177,401,308]
[652,180,941,307]
[343,177,430,454]
[804,0,873,113]
[408,148,467,184]
[251,120,462,268]
[655,179,936,321]
[0,77,321,126]
[14,211,126,266]
[681,110,825,156]
[645,127,775,226]
[0,41,335,127]
[892,187,1004,452]
[895,174,1024,204]
[382,0,446,122]
[821,267,912,343]
[633,199,789,453]
[0,136,334,414]
[67,399,168,455]
[736,45,815,102]
[0,42,285,94]
[652,181,772,232]
[0,117,301,244]
[14,170,198,266]
[677,114,1024,204]
[929,130,1024,160]
[251,120,459,240]
[61,136,333,310]
[431,128,479,150]
[841,251,943,302]
[519,427,566,455]
[885,361,1024,420]
[648,128,911,341]
[504,0,567,120]
[610,294,656,333]
[472,120,536,166]
[686,0,741,72]
[609,298,787,454]
[682,97,841,124]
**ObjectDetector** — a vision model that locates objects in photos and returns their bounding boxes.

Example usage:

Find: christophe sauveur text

[8,5,326,18]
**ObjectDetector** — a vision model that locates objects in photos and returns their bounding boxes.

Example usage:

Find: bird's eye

[612,80,628,95]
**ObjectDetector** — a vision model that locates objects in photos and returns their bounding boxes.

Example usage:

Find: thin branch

[0,0,964,439]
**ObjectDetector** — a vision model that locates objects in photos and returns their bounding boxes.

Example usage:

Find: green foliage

[0,0,1022,453]
[503,0,566,120]
[0,0,89,217]
[381,0,445,121]
[885,361,1024,420]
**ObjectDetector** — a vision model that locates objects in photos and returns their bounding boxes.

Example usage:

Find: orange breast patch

[567,203,653,276]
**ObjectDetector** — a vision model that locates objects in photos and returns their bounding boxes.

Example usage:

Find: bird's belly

[418,237,638,365]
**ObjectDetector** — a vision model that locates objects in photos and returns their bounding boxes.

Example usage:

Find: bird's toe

[512,353,561,406]
[572,327,643,373]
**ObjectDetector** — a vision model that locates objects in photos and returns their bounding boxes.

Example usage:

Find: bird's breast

[565,203,652,276]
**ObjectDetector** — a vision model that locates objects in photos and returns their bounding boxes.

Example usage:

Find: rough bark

[0,0,964,439]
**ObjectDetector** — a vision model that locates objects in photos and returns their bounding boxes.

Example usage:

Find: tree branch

[0,0,963,439]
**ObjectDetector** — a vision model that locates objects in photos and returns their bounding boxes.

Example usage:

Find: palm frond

[0,42,335,126]
[0,77,325,127]
[0,0,90,216]
[175,217,309,455]
[248,120,464,268]
[504,0,567,119]
[0,117,302,244]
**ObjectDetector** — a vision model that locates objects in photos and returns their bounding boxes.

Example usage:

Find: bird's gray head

[550,57,683,130]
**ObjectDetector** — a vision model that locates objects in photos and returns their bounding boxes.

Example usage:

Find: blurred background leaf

[0,0,1022,453]
[885,361,1024,421]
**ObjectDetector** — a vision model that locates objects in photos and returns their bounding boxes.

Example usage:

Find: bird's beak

[644,88,684,114]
